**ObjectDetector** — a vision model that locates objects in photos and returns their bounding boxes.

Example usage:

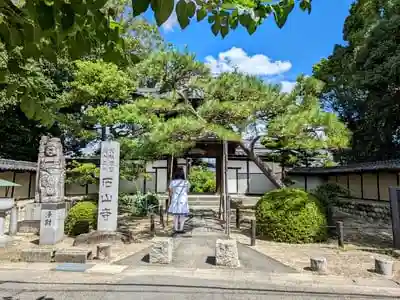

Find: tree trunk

[238,141,285,188]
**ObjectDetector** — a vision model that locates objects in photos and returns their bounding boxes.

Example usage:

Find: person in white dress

[168,167,190,233]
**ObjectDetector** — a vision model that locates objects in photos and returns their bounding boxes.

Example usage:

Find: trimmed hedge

[255,188,328,243]
[65,201,98,236]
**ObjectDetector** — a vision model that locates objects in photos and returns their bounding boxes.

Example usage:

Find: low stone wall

[335,198,391,222]
[229,198,392,225]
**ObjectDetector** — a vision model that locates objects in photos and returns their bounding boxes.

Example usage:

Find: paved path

[1,274,399,300]
[115,214,295,273]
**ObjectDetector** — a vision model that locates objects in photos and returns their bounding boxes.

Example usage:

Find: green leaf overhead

[196,7,207,21]
[145,0,313,36]
[132,0,151,16]
[151,0,174,26]
[176,0,193,29]
[272,0,295,29]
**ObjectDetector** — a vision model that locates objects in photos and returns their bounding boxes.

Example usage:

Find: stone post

[0,211,12,247]
[389,187,400,249]
[97,141,120,232]
[38,137,66,245]
[8,205,18,236]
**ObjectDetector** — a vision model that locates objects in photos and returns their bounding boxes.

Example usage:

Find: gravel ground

[231,210,400,281]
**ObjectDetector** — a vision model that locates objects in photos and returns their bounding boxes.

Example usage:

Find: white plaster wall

[289,175,326,191]
[290,175,306,189]
[237,173,248,194]
[227,160,246,194]
[248,174,276,194]
[227,168,237,194]
[307,176,325,191]
[157,168,168,193]
[227,160,246,171]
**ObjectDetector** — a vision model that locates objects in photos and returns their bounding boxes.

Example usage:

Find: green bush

[65,201,98,236]
[312,183,348,226]
[119,192,159,217]
[255,188,328,243]
[188,165,216,193]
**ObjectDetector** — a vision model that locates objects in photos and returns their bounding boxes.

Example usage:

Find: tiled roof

[288,159,400,175]
[0,159,37,171]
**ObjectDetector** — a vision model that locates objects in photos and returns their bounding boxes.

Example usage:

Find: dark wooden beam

[304,175,308,191]
[28,171,33,199]
[360,173,364,199]
[11,171,16,197]
[377,172,381,200]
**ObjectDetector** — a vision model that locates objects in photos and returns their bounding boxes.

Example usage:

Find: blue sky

[144,0,354,93]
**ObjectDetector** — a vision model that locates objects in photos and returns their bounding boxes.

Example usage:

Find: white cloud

[162,12,178,32]
[204,47,292,76]
[280,81,297,93]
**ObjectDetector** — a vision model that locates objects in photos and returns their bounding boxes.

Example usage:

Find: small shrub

[188,165,216,193]
[119,192,159,217]
[255,188,328,243]
[311,183,348,226]
[65,201,98,236]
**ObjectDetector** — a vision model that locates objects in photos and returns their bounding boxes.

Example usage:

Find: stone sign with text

[97,141,120,231]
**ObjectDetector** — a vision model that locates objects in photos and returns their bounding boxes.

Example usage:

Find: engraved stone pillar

[37,137,66,245]
[8,205,18,236]
[97,141,120,232]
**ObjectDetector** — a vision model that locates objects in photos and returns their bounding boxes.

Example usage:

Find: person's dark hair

[173,167,185,180]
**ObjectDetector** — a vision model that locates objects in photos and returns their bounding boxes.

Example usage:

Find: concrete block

[54,249,93,264]
[375,257,393,276]
[150,237,173,264]
[310,257,328,274]
[215,239,240,268]
[96,243,112,260]
[17,220,40,234]
[21,248,54,262]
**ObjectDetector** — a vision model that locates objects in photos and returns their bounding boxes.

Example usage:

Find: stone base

[0,235,13,248]
[215,239,240,268]
[39,203,66,245]
[96,243,112,260]
[54,248,93,264]
[73,230,125,246]
[310,257,328,274]
[375,258,393,276]
[18,220,40,234]
[24,203,42,221]
[150,237,173,264]
[21,248,54,262]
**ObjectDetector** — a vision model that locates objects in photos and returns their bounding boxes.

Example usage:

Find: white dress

[168,179,190,216]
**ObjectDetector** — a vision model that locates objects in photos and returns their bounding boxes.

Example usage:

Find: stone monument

[97,141,120,232]
[37,136,66,245]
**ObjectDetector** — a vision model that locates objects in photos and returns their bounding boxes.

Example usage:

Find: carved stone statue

[35,136,65,203]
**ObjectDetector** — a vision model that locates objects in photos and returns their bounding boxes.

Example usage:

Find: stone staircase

[159,194,260,211]
[188,195,259,210]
